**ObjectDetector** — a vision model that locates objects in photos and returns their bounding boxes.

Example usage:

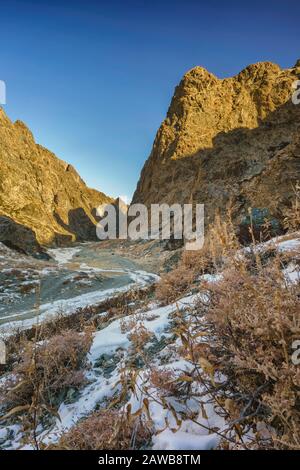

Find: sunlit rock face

[0,108,112,252]
[133,61,300,228]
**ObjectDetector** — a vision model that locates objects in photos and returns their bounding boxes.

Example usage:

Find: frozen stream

[0,242,159,331]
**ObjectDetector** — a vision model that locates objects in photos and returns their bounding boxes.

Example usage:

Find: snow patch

[47,247,81,265]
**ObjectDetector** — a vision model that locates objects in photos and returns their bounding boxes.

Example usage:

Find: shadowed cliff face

[133,61,300,226]
[0,216,50,259]
[0,108,112,249]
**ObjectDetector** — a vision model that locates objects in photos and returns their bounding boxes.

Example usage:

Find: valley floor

[0,233,299,450]
[0,241,159,332]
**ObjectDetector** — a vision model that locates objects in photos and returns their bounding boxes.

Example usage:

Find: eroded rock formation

[0,108,112,254]
[133,61,300,230]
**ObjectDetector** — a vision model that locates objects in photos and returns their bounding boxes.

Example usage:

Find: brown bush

[155,263,195,304]
[155,200,300,448]
[283,182,300,232]
[19,283,37,295]
[128,324,154,352]
[120,312,147,334]
[52,410,151,450]
[155,210,239,305]
[149,367,179,397]
[0,329,92,419]
[206,261,300,449]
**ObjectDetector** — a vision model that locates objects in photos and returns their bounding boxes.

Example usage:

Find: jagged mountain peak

[133,60,300,229]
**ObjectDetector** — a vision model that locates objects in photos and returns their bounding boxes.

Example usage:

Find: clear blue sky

[1,0,299,200]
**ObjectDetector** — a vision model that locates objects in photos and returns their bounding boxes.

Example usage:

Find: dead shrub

[283,182,300,232]
[0,329,93,421]
[128,324,154,352]
[207,210,240,266]
[51,409,151,450]
[152,200,300,448]
[19,283,37,295]
[149,367,179,397]
[206,262,300,449]
[120,312,146,334]
[155,209,239,305]
[155,263,195,304]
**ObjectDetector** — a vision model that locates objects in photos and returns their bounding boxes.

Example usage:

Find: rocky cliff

[133,61,300,234]
[0,108,112,255]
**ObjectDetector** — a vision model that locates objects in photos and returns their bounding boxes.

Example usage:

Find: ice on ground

[198,273,223,283]
[47,247,81,265]
[243,233,300,255]
[2,233,299,450]
[0,285,132,335]
[283,263,300,284]
[41,372,119,445]
[79,262,160,284]
[90,295,197,361]
[0,268,159,335]
[5,294,199,448]
[276,237,300,252]
[153,429,220,450]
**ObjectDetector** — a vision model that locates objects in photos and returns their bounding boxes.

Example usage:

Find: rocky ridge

[133,61,300,232]
[0,108,112,255]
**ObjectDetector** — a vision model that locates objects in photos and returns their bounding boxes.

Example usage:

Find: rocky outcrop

[133,61,300,230]
[0,216,50,259]
[0,108,112,253]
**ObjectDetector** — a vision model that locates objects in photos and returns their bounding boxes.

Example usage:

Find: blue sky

[1,0,299,200]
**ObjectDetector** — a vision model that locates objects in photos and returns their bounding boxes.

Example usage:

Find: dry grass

[149,367,179,397]
[128,324,154,352]
[0,285,155,376]
[283,182,300,232]
[156,209,239,304]
[120,312,147,334]
[154,197,300,448]
[0,329,92,427]
[155,263,195,304]
[2,199,300,450]
[51,409,151,450]
[206,261,300,449]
